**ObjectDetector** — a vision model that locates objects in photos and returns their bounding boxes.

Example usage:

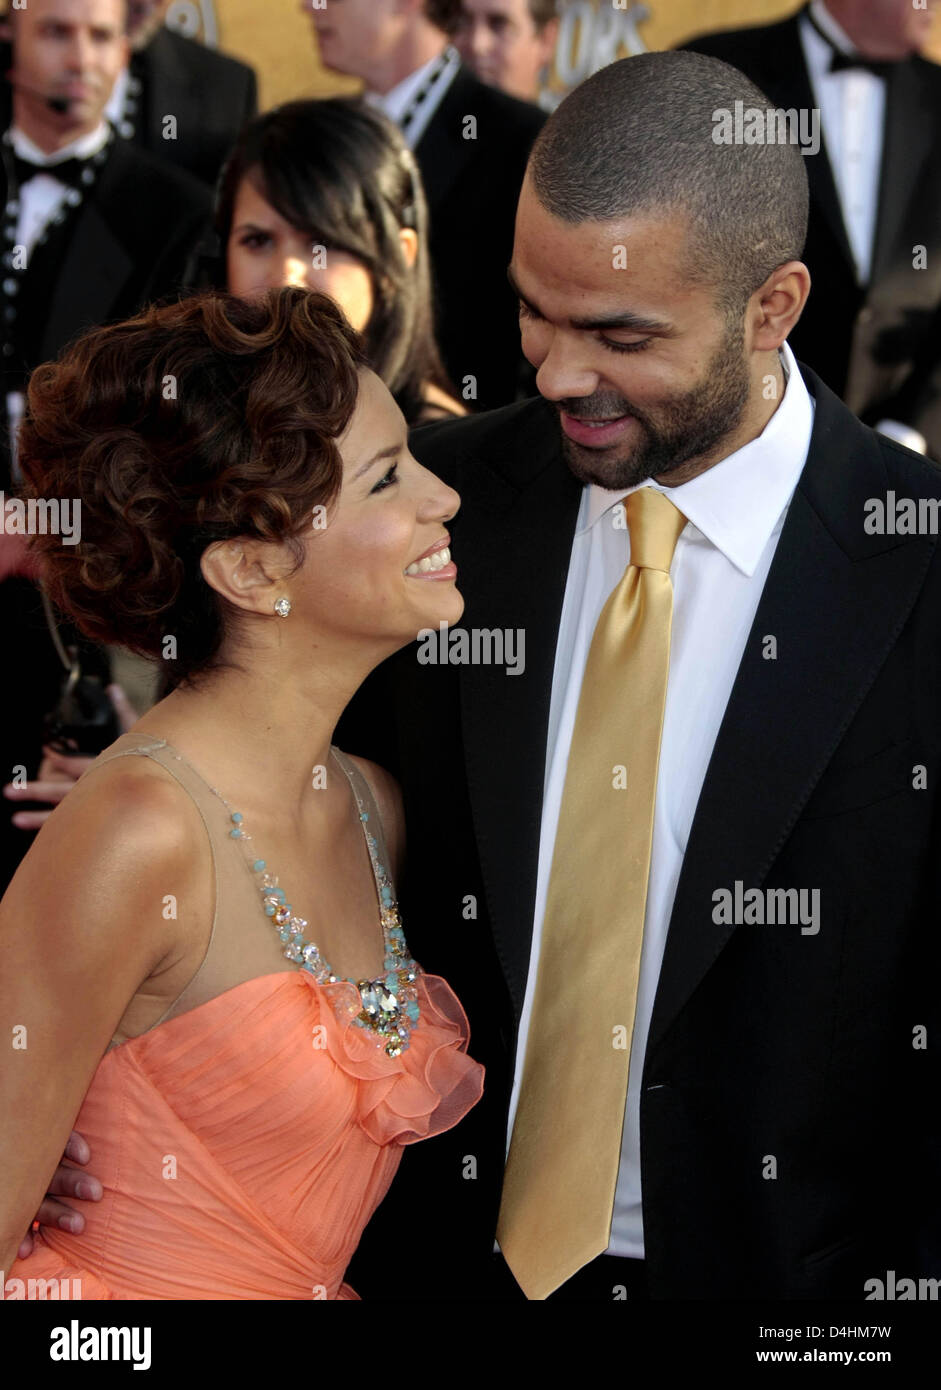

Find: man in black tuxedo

[0,2,257,190]
[302,0,546,411]
[337,49,941,1300]
[0,0,211,892]
[27,50,941,1302]
[682,0,941,461]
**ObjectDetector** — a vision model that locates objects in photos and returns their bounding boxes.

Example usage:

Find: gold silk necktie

[496,486,688,1300]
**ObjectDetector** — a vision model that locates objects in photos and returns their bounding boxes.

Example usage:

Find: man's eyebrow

[507,264,540,314]
[570,310,675,334]
[506,264,674,336]
[353,443,402,481]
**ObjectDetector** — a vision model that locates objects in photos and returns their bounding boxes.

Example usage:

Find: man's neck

[821,0,914,60]
[655,351,787,488]
[366,23,448,96]
[11,105,96,157]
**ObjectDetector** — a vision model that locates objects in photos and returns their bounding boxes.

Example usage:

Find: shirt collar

[581,342,815,577]
[806,0,857,56]
[10,120,111,165]
[367,46,449,125]
[104,66,130,126]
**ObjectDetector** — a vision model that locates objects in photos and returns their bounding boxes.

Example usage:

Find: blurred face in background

[453,0,557,101]
[827,0,938,57]
[299,0,405,87]
[226,173,418,334]
[10,0,129,142]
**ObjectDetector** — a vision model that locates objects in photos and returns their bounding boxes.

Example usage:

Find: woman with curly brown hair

[0,286,483,1299]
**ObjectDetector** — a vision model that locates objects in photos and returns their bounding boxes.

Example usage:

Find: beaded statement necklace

[160,741,422,1058]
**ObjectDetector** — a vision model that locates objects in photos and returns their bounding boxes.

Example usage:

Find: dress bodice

[9,733,483,1300]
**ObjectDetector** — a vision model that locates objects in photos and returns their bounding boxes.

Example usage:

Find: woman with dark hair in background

[0,287,482,1299]
[217,97,465,428]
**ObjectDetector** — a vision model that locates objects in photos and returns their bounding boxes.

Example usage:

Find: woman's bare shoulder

[1,752,209,974]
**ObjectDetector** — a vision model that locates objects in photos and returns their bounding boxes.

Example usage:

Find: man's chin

[560,434,653,491]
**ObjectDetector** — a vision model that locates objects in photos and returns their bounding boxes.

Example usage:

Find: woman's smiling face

[286,367,463,653]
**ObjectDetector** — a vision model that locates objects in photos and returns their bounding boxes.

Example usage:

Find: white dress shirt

[9,121,111,256]
[4,122,112,477]
[366,46,460,148]
[501,343,816,1260]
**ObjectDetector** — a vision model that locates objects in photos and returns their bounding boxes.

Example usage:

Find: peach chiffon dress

[11,733,484,1300]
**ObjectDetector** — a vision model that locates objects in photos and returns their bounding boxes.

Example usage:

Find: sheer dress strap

[330,747,397,900]
[76,732,228,1048]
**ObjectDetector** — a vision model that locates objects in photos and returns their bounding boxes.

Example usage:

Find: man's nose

[533,331,598,401]
[66,31,95,72]
[468,22,494,61]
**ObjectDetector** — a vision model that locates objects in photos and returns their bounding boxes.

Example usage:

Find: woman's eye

[371,462,399,494]
[239,231,271,250]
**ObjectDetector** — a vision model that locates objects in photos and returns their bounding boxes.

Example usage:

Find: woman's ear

[200,538,290,616]
[398,227,419,269]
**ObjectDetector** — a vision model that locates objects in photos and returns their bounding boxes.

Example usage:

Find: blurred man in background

[452,0,559,103]
[301,0,545,411]
[684,0,941,459]
[1,1,257,188]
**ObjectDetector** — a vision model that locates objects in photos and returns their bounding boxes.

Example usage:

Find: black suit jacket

[128,28,257,188]
[682,6,941,459]
[414,65,546,413]
[340,365,941,1299]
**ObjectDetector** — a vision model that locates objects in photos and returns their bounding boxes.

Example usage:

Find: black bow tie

[805,11,895,80]
[11,152,89,190]
[828,48,895,79]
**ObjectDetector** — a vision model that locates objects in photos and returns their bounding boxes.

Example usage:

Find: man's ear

[200,538,291,616]
[750,260,812,352]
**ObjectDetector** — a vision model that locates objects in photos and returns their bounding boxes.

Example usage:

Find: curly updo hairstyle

[17,287,368,686]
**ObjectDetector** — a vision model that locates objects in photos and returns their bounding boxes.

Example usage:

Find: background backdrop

[172,1,941,111]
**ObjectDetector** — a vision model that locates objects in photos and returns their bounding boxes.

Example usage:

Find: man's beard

[556,320,753,490]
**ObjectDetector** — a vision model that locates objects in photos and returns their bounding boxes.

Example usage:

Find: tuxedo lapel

[414,66,480,212]
[135,30,190,158]
[645,368,938,1063]
[455,400,581,1018]
[870,59,935,283]
[39,200,134,362]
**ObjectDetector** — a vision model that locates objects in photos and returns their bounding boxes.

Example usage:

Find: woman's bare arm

[0,765,203,1272]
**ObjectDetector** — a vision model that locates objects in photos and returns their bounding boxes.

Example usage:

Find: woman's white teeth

[405,546,451,576]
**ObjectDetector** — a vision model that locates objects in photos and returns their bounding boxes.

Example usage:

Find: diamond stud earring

[274,597,292,618]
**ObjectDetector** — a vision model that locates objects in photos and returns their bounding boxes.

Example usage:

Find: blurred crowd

[0,0,939,889]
